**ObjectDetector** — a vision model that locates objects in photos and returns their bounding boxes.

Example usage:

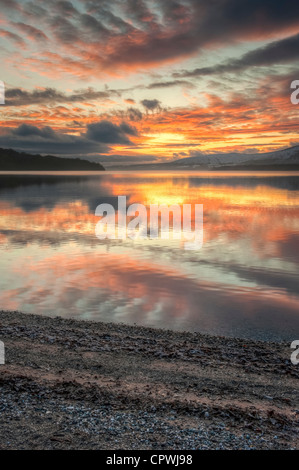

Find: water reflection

[0,171,299,340]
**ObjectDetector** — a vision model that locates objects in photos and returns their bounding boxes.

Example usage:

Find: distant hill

[107,145,299,171]
[0,148,105,171]
[166,145,299,170]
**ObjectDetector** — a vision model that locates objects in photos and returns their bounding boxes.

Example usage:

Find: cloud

[4,83,187,108]
[147,79,194,89]
[86,120,138,144]
[0,124,103,155]
[126,107,143,121]
[0,120,138,155]
[141,99,161,111]
[95,0,299,72]
[4,87,119,107]
[175,33,299,78]
[11,22,48,42]
[80,13,109,38]
[0,28,26,47]
[12,124,56,139]
[0,0,22,12]
[2,0,299,76]
[55,1,80,17]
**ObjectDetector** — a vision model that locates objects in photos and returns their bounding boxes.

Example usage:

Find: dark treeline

[0,148,105,171]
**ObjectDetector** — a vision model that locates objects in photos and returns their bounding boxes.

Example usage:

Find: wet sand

[0,310,298,450]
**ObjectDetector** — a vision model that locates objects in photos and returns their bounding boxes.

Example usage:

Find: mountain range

[1,146,299,171]
[108,145,299,170]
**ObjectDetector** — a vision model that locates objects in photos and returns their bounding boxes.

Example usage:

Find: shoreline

[0,310,298,449]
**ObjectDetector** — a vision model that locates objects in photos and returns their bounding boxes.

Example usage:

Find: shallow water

[0,171,299,341]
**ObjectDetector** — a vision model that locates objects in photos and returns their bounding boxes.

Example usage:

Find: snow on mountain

[171,146,299,167]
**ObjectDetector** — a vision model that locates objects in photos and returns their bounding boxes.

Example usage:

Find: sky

[0,0,299,165]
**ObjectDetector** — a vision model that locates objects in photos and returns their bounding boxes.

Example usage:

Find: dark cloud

[11,22,48,42]
[126,107,143,121]
[124,0,159,29]
[3,0,299,74]
[147,79,194,89]
[4,87,119,107]
[0,137,100,156]
[94,0,299,71]
[88,2,135,35]
[12,124,56,139]
[141,99,161,111]
[49,16,79,43]
[118,122,138,136]
[0,0,21,11]
[0,120,137,155]
[175,33,299,78]
[0,124,104,155]
[86,120,138,144]
[4,82,192,108]
[4,82,182,108]
[187,0,299,48]
[55,1,79,17]
[21,1,48,19]
[80,13,109,38]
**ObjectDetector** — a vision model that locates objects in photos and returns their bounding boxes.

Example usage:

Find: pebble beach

[0,310,298,450]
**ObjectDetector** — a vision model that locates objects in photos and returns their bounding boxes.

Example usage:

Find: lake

[0,171,299,341]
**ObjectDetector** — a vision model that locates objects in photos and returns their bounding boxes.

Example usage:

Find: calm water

[0,171,299,341]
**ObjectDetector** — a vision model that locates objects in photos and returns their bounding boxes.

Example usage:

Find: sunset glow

[1,0,299,165]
